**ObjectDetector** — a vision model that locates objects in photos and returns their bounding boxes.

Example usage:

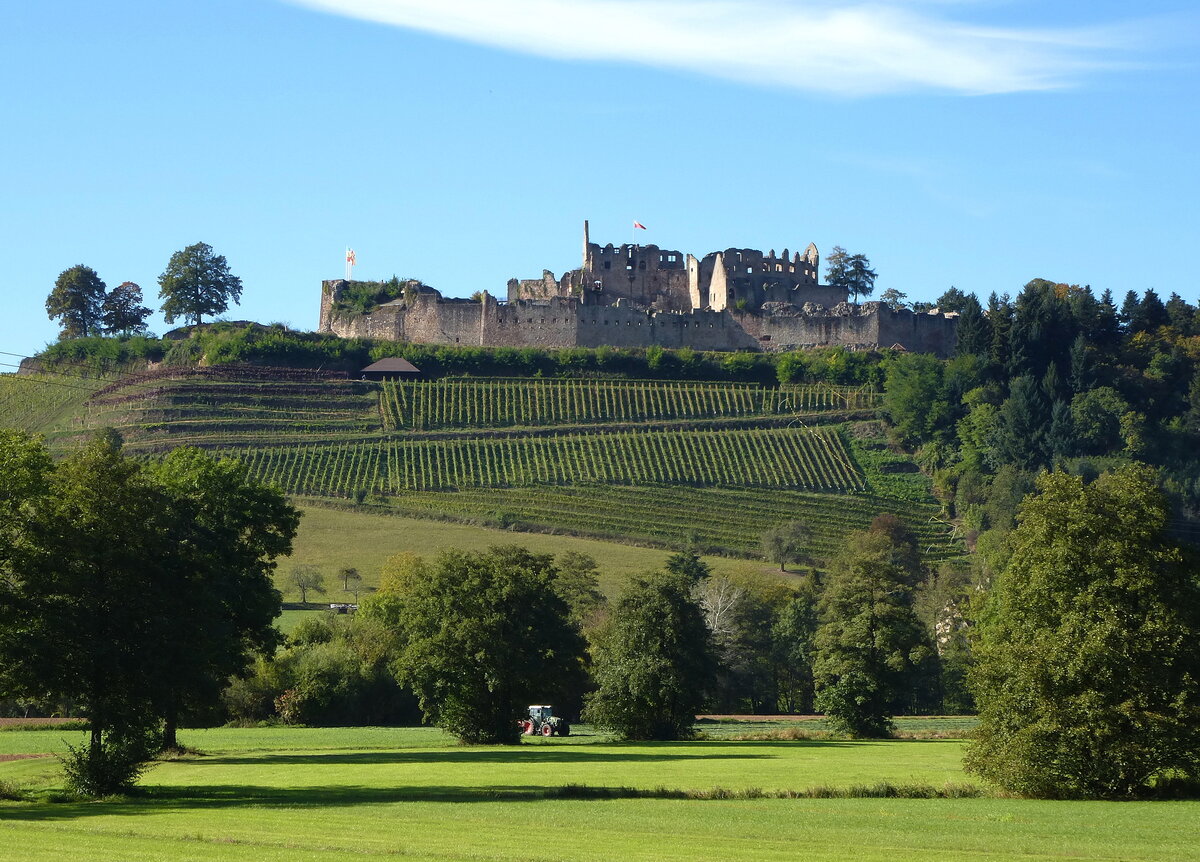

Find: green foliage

[825,246,878,304]
[333,277,422,316]
[58,725,160,797]
[1070,386,1128,454]
[144,447,298,745]
[0,432,296,790]
[760,520,810,571]
[966,466,1200,798]
[223,615,415,727]
[101,281,151,334]
[771,583,821,713]
[814,527,934,737]
[554,552,607,625]
[584,570,716,740]
[46,264,107,339]
[879,288,908,310]
[41,334,165,370]
[158,242,243,326]
[393,546,587,744]
[288,565,326,603]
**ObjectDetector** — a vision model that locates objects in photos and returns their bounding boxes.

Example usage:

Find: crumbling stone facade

[319,223,958,356]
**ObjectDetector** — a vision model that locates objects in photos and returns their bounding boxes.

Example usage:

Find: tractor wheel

[522,720,534,735]
[541,722,554,737]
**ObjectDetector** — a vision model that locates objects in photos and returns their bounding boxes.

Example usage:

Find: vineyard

[3,362,957,561]
[222,426,865,494]
[299,484,960,560]
[0,372,104,436]
[380,379,879,431]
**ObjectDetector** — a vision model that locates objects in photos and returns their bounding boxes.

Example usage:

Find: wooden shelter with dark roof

[360,357,422,381]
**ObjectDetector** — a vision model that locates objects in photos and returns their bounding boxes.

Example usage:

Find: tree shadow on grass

[0,779,775,822]
[201,745,783,767]
[0,783,574,821]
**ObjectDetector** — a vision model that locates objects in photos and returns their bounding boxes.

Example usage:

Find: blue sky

[1,0,1196,360]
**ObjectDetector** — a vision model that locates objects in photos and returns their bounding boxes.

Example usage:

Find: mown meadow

[2,725,1197,862]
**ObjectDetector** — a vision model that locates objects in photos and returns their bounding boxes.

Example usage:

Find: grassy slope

[282,505,779,602]
[2,727,1196,862]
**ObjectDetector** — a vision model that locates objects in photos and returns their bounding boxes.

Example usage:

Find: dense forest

[885,281,1200,551]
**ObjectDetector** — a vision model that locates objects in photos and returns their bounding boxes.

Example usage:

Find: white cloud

[282,0,1135,96]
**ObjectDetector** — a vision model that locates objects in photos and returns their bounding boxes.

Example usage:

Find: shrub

[58,727,159,797]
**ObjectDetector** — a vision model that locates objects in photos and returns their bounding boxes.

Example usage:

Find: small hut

[360,357,422,381]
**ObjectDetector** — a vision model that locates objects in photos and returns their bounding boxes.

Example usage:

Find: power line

[0,364,101,392]
[0,350,145,382]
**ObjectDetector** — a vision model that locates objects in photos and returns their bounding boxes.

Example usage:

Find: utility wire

[0,363,101,392]
[0,350,147,382]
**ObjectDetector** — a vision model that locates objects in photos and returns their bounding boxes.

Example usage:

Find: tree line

[45,242,243,339]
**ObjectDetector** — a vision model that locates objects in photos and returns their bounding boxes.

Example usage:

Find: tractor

[521,704,570,737]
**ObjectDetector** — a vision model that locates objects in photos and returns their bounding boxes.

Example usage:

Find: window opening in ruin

[604,261,611,270]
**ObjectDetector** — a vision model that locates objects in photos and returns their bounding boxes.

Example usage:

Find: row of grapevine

[0,373,101,434]
[377,484,960,560]
[379,379,879,430]
[223,426,866,496]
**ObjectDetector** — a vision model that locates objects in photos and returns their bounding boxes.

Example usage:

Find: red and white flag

[346,248,357,265]
[633,221,647,230]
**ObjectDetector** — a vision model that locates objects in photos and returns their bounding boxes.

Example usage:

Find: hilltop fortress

[319,223,957,356]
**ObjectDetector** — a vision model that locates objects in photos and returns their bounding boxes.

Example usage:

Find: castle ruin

[319,223,958,356]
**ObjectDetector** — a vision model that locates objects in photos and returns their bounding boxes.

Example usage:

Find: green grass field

[2,726,1196,861]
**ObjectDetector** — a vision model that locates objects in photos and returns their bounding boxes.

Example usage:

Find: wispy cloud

[283,0,1139,96]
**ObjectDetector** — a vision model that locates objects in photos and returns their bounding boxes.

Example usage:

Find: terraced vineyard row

[85,379,382,444]
[343,484,960,560]
[379,379,879,431]
[0,373,103,434]
[224,426,864,494]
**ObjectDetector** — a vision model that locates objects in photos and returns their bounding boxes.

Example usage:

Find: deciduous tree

[760,521,810,572]
[393,546,587,744]
[289,565,326,604]
[147,447,298,748]
[158,242,243,326]
[101,281,152,334]
[813,529,934,737]
[46,264,107,338]
[0,434,299,787]
[966,466,1200,798]
[584,570,716,740]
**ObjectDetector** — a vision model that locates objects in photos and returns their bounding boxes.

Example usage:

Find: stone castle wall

[320,281,958,356]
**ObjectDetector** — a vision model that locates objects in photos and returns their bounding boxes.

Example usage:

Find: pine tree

[987,292,1013,377]
[991,376,1049,470]
[955,294,991,357]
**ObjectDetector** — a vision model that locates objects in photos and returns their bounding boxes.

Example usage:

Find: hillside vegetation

[0,353,955,564]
